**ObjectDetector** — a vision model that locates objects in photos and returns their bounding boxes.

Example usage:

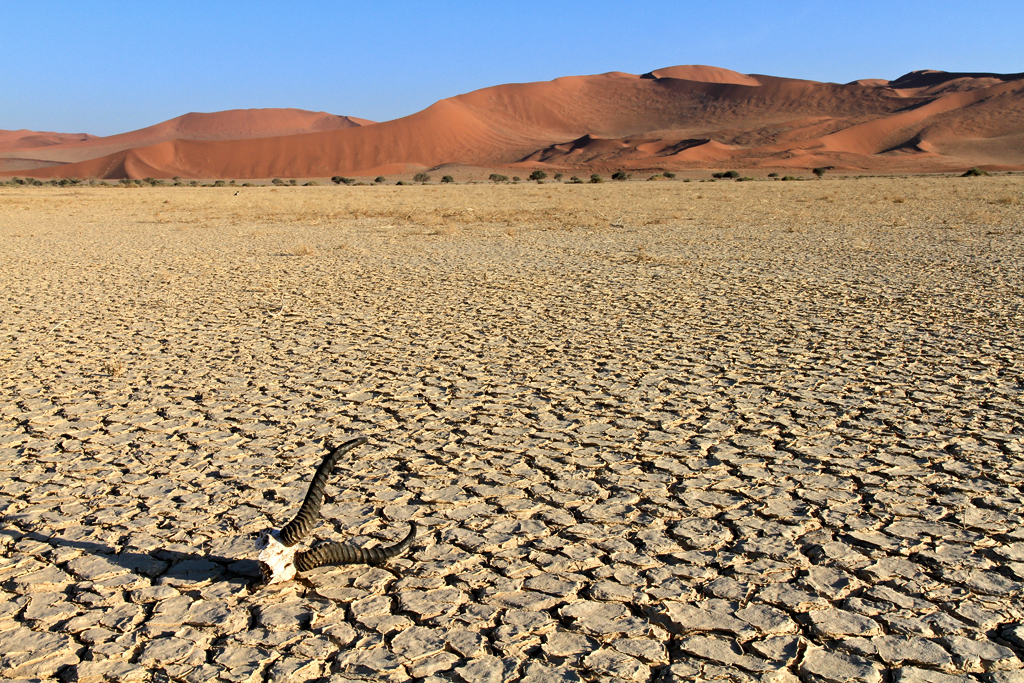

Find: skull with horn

[256,436,417,585]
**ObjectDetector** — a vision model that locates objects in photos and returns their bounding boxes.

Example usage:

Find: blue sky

[1,1,1021,136]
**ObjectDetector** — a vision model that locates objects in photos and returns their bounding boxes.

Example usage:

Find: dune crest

[4,67,1023,179]
[643,65,762,86]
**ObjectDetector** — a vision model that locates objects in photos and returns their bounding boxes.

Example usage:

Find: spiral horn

[278,436,367,547]
[294,522,417,572]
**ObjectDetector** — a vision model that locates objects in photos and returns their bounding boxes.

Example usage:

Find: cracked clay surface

[1,181,1022,682]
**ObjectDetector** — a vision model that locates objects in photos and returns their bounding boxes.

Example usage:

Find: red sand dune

[0,109,371,174]
[4,66,1024,179]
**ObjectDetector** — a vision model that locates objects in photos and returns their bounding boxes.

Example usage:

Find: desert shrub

[189,180,199,186]
[962,167,988,177]
[441,175,454,183]
[735,177,755,182]
[173,176,181,183]
[242,183,255,187]
[288,179,298,186]
[304,181,319,186]
[10,177,24,185]
[768,173,779,178]
[213,180,226,187]
[569,176,583,184]
[396,181,408,185]
[813,167,827,178]
[512,176,521,183]
[413,173,431,184]
[662,171,676,179]
[332,176,356,185]
[375,176,386,184]
[554,173,563,181]
[529,170,547,182]
[590,174,604,183]
[489,173,508,183]
[272,178,286,186]
[648,174,663,181]
[612,170,630,181]
[781,175,798,181]
[724,170,740,178]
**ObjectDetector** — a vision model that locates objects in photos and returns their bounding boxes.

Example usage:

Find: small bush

[288,179,298,186]
[173,176,181,183]
[813,167,827,178]
[648,174,663,181]
[529,170,547,182]
[441,175,454,184]
[213,180,226,187]
[413,173,431,184]
[304,181,319,186]
[611,170,630,181]
[396,181,408,186]
[489,174,508,183]
[962,167,989,177]
[374,176,386,184]
[781,176,798,181]
[569,176,582,184]
[554,173,563,181]
[768,173,779,178]
[662,171,676,179]
[332,176,355,185]
[512,176,521,183]
[590,174,604,184]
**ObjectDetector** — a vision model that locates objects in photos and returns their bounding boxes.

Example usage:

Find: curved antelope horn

[294,522,417,571]
[278,436,367,547]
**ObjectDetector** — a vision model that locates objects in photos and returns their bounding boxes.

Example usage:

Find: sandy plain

[1,177,1023,682]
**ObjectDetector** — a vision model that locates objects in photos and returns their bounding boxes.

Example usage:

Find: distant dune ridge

[3,65,1023,179]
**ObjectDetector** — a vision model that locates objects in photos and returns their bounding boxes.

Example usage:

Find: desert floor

[1,177,1023,682]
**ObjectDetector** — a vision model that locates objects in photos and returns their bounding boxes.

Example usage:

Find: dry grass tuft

[102,360,124,377]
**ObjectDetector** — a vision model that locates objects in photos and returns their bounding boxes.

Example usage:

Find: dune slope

[6,66,1023,179]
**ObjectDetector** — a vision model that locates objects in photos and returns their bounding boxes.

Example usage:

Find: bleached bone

[256,436,417,585]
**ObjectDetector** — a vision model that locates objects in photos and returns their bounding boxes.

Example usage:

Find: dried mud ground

[1,177,1023,683]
